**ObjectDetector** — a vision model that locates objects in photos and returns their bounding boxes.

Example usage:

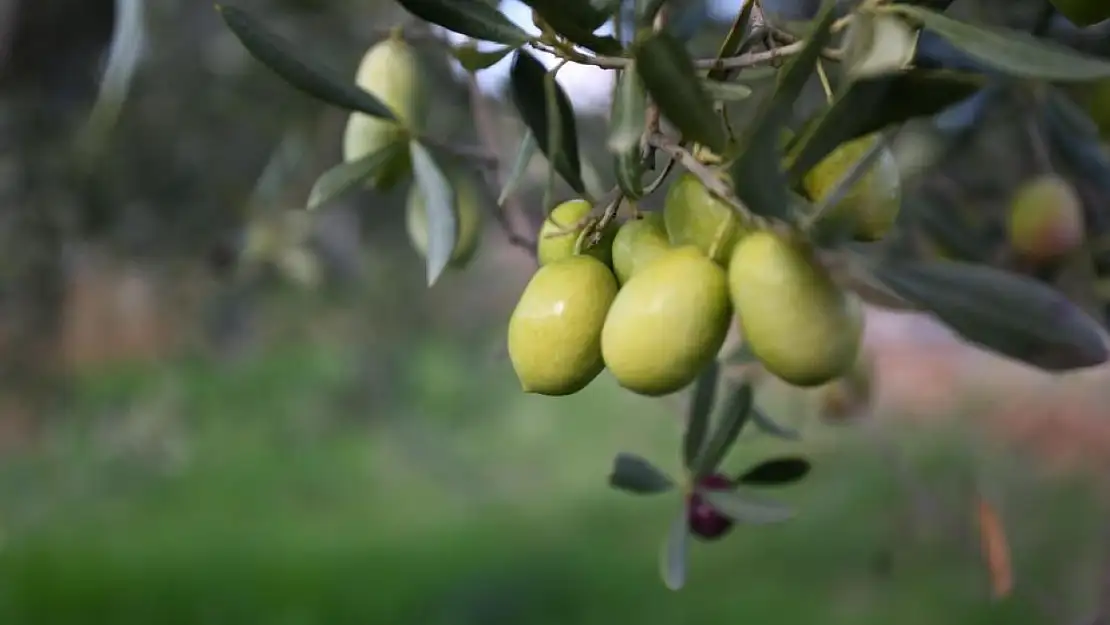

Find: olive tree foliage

[218,0,1110,589]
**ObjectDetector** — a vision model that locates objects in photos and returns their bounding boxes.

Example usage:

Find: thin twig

[532,38,840,71]
[464,70,537,257]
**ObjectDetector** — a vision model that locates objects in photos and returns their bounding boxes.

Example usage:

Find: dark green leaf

[394,0,532,46]
[724,340,757,365]
[750,405,801,440]
[608,452,675,494]
[509,51,585,194]
[613,151,647,200]
[608,67,648,155]
[524,0,622,54]
[706,0,755,82]
[889,5,1110,82]
[452,43,516,72]
[787,70,983,182]
[217,5,396,120]
[636,0,666,26]
[306,141,406,210]
[729,0,838,221]
[659,507,689,591]
[737,457,811,486]
[909,196,992,263]
[634,32,727,154]
[683,361,719,470]
[694,382,753,478]
[870,260,1109,371]
[701,489,795,524]
[411,140,457,287]
[841,11,919,81]
[498,131,538,206]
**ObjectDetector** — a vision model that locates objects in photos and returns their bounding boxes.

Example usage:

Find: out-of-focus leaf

[452,43,516,72]
[841,11,919,81]
[787,69,983,182]
[609,452,675,494]
[524,0,623,54]
[411,141,457,287]
[706,0,755,82]
[634,32,727,154]
[694,382,753,478]
[700,80,753,102]
[499,131,538,206]
[701,490,795,524]
[736,457,811,486]
[660,507,689,591]
[729,0,838,221]
[914,30,990,73]
[394,0,532,45]
[608,66,648,155]
[889,5,1110,81]
[636,0,667,25]
[909,196,992,263]
[683,361,719,471]
[750,405,801,440]
[870,260,1109,371]
[509,51,585,194]
[217,5,396,119]
[307,141,406,210]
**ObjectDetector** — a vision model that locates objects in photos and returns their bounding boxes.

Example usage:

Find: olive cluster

[507,136,902,398]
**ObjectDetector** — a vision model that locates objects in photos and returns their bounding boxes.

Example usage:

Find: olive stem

[530,38,842,71]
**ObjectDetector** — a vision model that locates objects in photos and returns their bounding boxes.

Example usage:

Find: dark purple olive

[686,473,734,541]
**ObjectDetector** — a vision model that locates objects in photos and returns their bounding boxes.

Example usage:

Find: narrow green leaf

[889,5,1110,82]
[701,490,795,524]
[608,452,675,494]
[871,260,1109,371]
[216,5,396,120]
[729,0,838,221]
[659,507,689,591]
[723,340,757,365]
[608,66,649,155]
[787,70,983,182]
[841,11,919,81]
[509,51,585,194]
[452,43,515,72]
[410,141,457,287]
[706,0,756,82]
[750,405,801,440]
[700,80,753,102]
[636,0,667,26]
[634,32,727,154]
[499,131,538,206]
[694,382,753,478]
[909,196,992,263]
[683,361,719,470]
[736,457,811,486]
[613,152,647,200]
[306,141,405,210]
[394,0,532,46]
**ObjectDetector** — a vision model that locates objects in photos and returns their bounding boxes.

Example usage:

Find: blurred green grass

[0,339,1103,625]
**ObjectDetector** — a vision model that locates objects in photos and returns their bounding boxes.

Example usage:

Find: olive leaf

[750,405,801,441]
[452,43,516,72]
[888,5,1110,81]
[509,50,586,195]
[660,507,689,591]
[306,141,406,210]
[786,69,983,182]
[523,0,622,54]
[634,32,727,154]
[499,131,538,206]
[217,5,396,120]
[683,361,719,470]
[706,0,755,83]
[870,260,1109,372]
[700,490,795,524]
[694,382,753,478]
[394,0,533,46]
[699,80,753,102]
[608,66,648,156]
[608,452,675,494]
[729,0,838,222]
[908,196,992,263]
[411,140,457,287]
[841,11,919,82]
[736,457,811,486]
